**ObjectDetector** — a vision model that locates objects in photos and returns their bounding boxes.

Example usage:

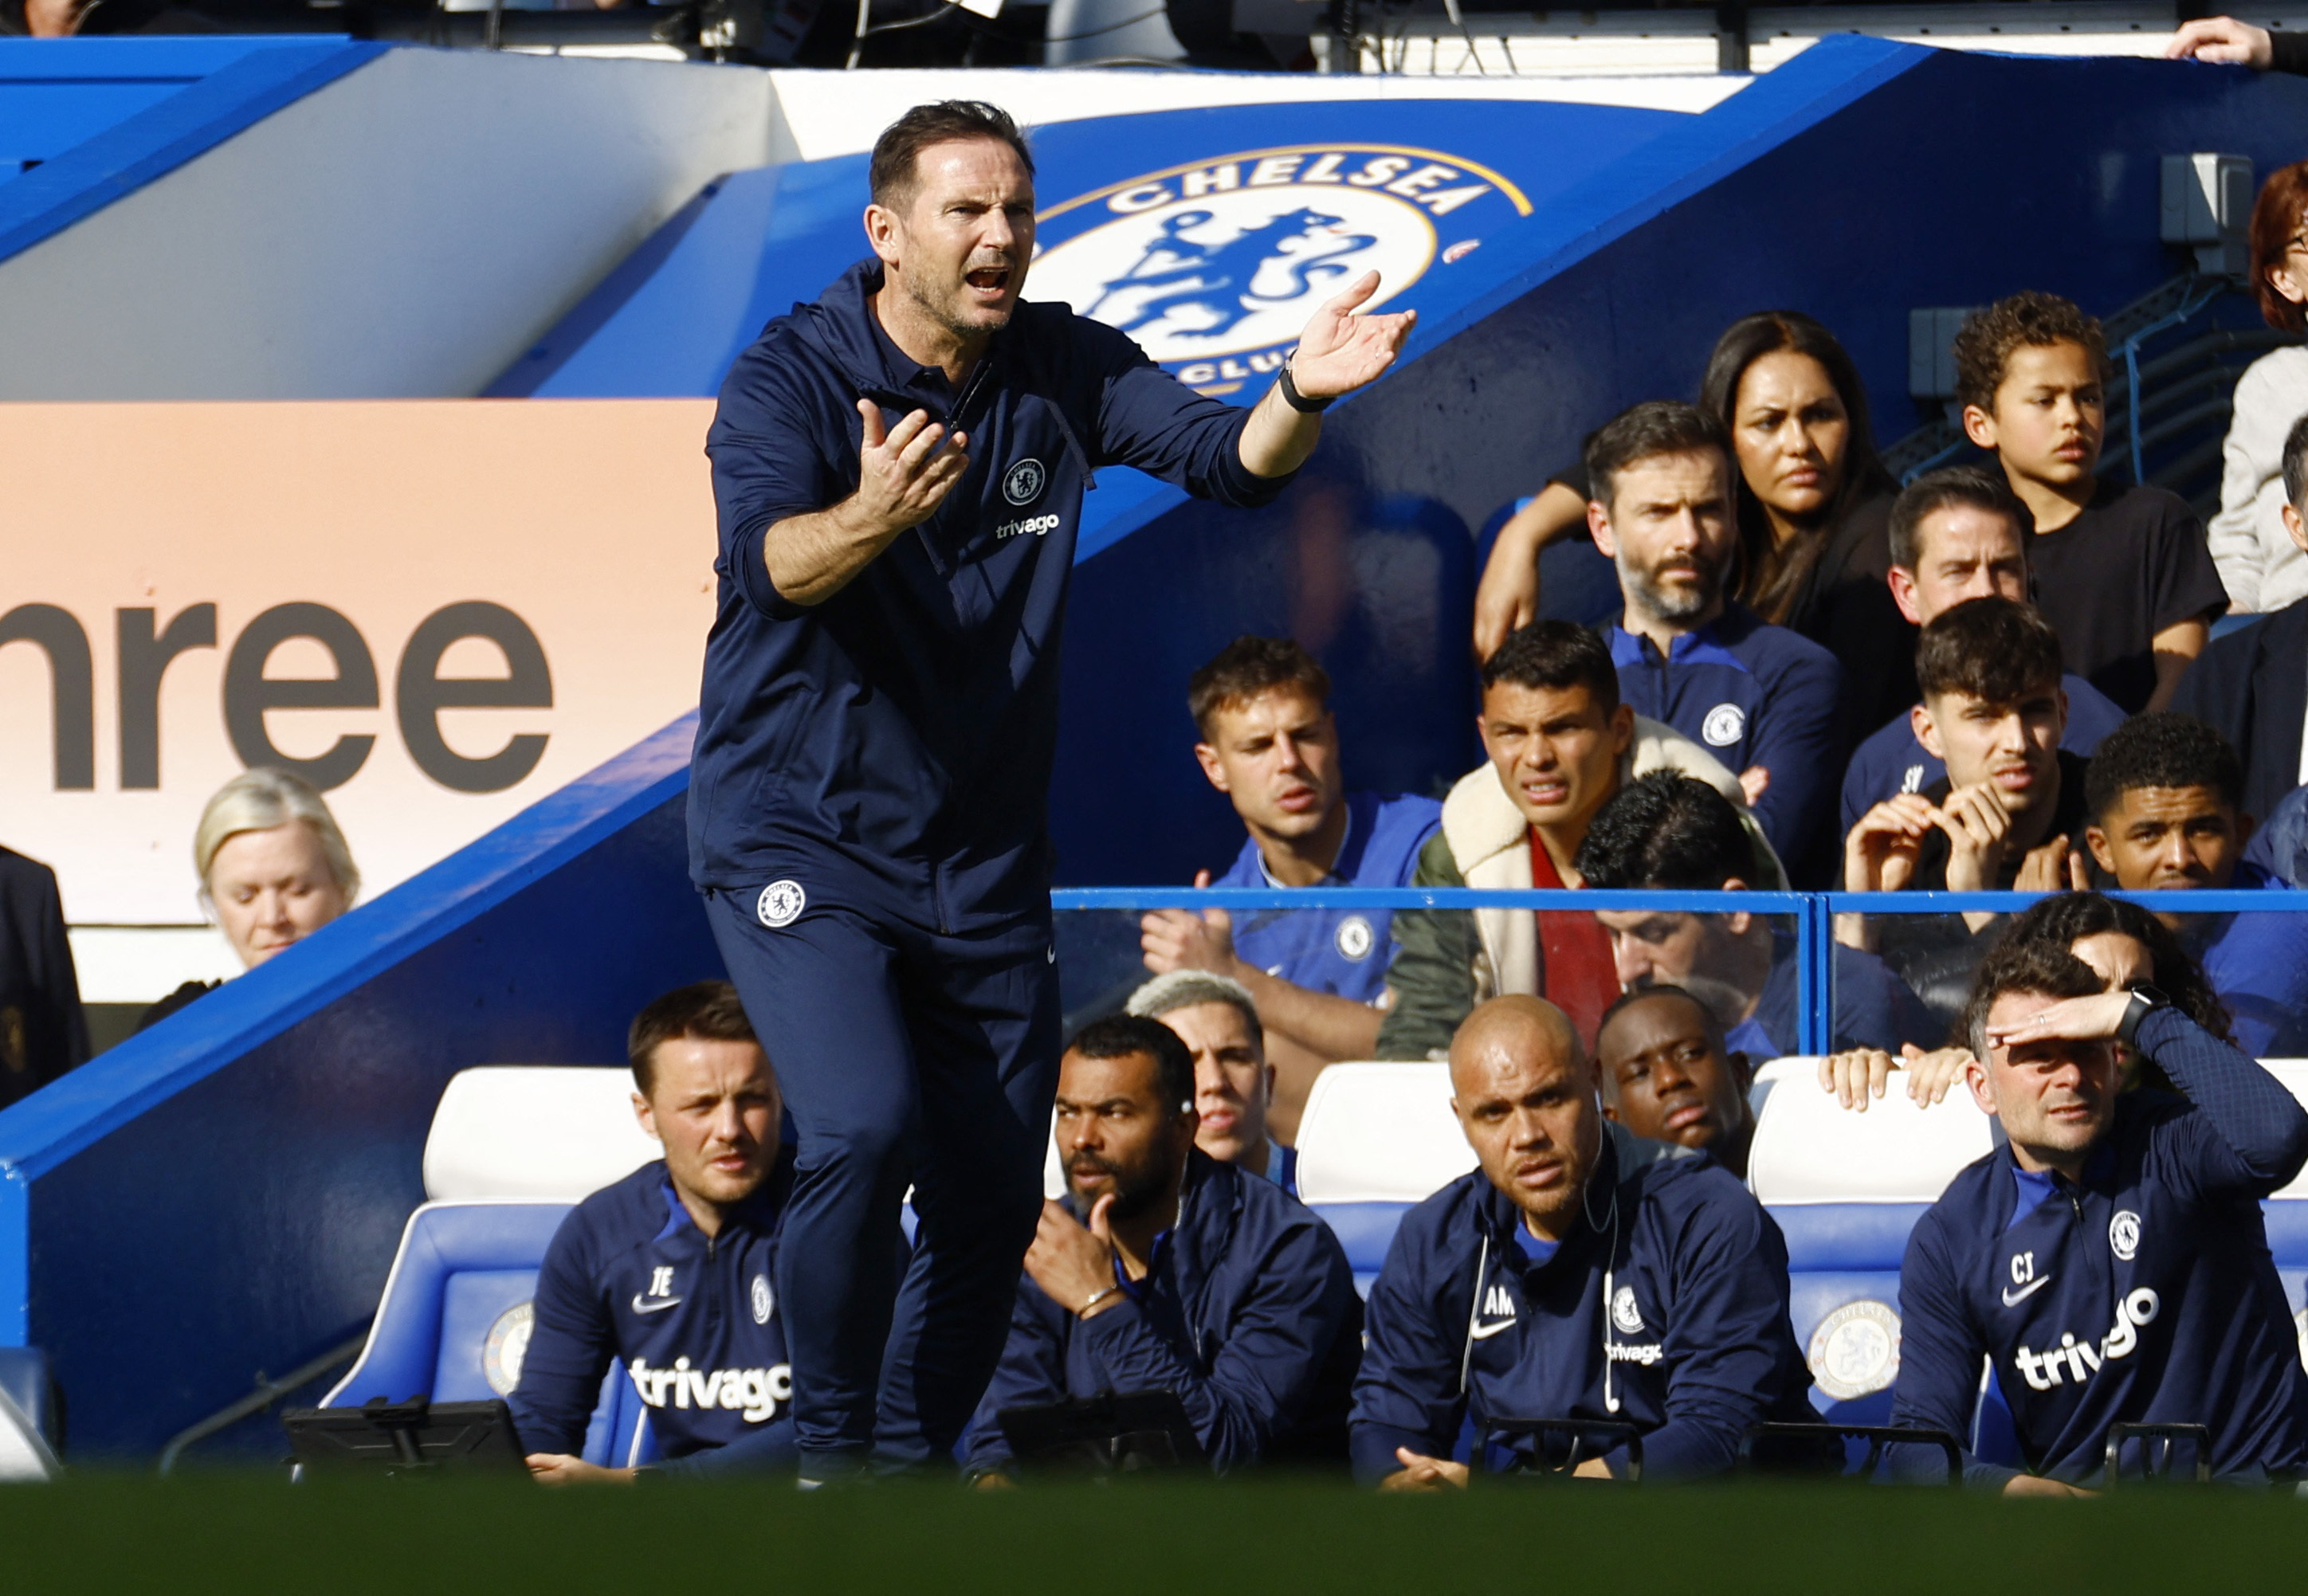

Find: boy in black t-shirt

[1953,292,2228,713]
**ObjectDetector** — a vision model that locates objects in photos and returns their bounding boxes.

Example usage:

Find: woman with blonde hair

[137,768,360,1031]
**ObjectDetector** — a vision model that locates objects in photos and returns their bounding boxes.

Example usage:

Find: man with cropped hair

[964,1015,1359,1477]
[2177,411,2308,822]
[1140,636,1439,1140]
[1580,772,1935,1062]
[1584,400,1844,878]
[1593,986,1755,1179]
[1953,291,2226,714]
[1838,465,2125,832]
[696,100,1412,1477]
[1127,968,1294,1193]
[2082,711,2308,1057]
[514,982,799,1480]
[1887,932,2308,1488]
[1353,995,1819,1487]
[1374,621,1780,1061]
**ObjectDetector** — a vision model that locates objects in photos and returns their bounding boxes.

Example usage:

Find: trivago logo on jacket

[1031,144,1530,394]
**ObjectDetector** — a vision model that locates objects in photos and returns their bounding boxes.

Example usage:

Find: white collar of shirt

[1257,802,1351,888]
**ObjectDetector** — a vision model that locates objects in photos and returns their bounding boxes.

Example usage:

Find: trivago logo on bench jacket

[1031,144,1530,395]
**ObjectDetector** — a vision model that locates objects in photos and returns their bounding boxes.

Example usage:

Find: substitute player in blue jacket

[1887,931,2308,1490]
[1351,995,1818,1487]
[514,984,802,1479]
[964,1016,1360,1476]
[694,102,1411,1478]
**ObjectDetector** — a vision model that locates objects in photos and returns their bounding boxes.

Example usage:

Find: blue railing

[1050,886,2303,1057]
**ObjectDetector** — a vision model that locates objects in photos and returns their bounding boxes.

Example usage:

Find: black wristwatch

[2118,983,2171,1048]
[1277,359,1335,414]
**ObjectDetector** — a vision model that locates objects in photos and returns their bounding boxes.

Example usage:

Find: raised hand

[1022,1195,1124,1318]
[1844,794,1937,893]
[1288,272,1416,401]
[850,398,968,537]
[1139,869,1239,975]
[1984,990,2133,1050]
[1933,784,2013,893]
[2013,834,2092,893]
[2165,15,2271,65]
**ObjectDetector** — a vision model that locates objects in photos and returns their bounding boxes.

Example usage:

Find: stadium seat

[1748,1057,1996,1426]
[2255,1061,2308,1370]
[0,1347,61,1481]
[324,1067,669,1467]
[1294,1062,1475,1295]
[422,1066,661,1201]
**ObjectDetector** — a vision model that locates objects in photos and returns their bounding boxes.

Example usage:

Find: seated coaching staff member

[1887,935,2308,1490]
[516,983,798,1480]
[963,1017,1360,1477]
[1353,996,1817,1488]
[694,101,1410,1477]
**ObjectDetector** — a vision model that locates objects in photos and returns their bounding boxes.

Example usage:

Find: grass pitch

[3,1472,2302,1594]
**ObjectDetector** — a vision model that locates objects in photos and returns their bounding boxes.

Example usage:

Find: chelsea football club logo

[1030,145,1530,394]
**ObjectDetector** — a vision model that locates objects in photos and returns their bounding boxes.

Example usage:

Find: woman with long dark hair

[1819,891,2236,1109]
[1474,312,1910,747]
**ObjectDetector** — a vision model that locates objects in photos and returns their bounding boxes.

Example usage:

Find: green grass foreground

[3,1472,2305,1594]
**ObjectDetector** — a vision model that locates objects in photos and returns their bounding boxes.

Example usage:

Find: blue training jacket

[1212,790,1441,1006]
[1888,1007,2308,1485]
[509,1159,799,1474]
[2192,860,2308,1058]
[1836,673,2126,834]
[1605,605,1843,870]
[694,261,1292,927]
[963,1151,1361,1473]
[1350,1128,1818,1484]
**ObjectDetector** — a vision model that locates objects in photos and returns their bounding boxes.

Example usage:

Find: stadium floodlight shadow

[1737,1421,1960,1483]
[2103,1423,2211,1488]
[1470,1414,1643,1484]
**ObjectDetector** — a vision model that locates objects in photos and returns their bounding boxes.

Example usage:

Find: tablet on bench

[996,1389,1204,1475]
[285,1396,530,1476]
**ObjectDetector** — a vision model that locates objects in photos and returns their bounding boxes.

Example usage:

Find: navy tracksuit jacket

[1350,1128,1818,1483]
[1889,1008,2308,1485]
[963,1151,1361,1473]
[510,1160,799,1473]
[697,260,1293,1470]
[1604,605,1843,880]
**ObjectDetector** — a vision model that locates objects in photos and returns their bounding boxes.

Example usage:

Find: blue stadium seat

[1747,1059,1996,1439]
[320,1200,657,1467]
[1294,1062,1474,1295]
[322,1065,673,1468]
[2255,1062,2308,1373]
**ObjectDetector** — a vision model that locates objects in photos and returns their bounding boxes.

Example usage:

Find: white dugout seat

[326,1067,665,1468]
[1293,1063,1475,1294]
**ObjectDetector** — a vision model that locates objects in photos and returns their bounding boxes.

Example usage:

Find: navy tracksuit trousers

[707,880,1059,1473]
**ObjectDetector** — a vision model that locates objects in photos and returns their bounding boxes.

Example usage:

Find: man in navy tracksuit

[1887,931,2308,1490]
[963,1016,1360,1476]
[514,984,801,1477]
[1580,402,1843,882]
[694,102,1411,1476]
[1352,995,1819,1487]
